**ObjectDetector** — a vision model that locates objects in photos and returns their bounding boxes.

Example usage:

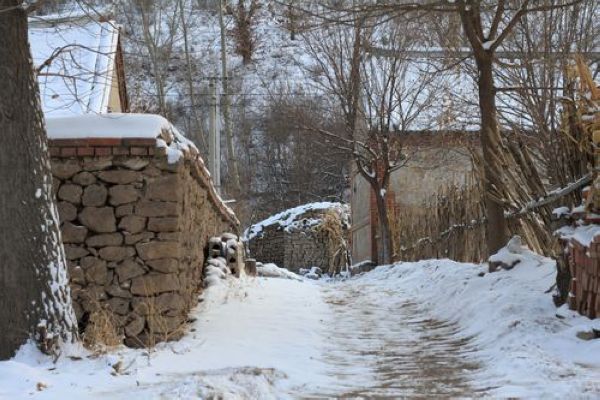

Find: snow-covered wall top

[30,17,119,116]
[244,202,350,241]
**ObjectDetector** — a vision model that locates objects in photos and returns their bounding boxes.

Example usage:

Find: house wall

[350,146,473,264]
[49,138,237,347]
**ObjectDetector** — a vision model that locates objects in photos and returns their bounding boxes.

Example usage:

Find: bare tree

[303,12,440,263]
[0,0,78,360]
[226,0,260,65]
[219,0,241,193]
[306,0,587,255]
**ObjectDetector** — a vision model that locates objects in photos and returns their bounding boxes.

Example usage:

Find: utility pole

[208,78,221,194]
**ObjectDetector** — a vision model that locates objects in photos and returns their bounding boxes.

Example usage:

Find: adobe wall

[49,137,238,347]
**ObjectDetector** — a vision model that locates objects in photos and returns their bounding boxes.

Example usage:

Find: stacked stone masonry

[50,137,238,347]
[248,226,330,273]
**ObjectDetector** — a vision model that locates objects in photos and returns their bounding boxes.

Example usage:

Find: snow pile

[298,267,323,280]
[0,276,331,399]
[204,233,246,289]
[244,202,349,241]
[256,262,302,281]
[556,223,600,247]
[357,253,600,397]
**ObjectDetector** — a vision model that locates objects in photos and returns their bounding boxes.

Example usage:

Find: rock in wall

[49,138,237,347]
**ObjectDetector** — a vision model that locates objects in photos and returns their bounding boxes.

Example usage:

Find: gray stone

[62,222,88,243]
[85,260,108,285]
[136,241,179,261]
[52,161,81,179]
[80,256,107,271]
[72,171,97,186]
[107,297,130,315]
[147,217,178,232]
[98,246,136,262]
[147,258,179,274]
[58,184,83,204]
[114,157,150,171]
[130,274,179,296]
[157,232,180,241]
[64,245,89,260]
[116,259,146,282]
[106,284,133,298]
[135,201,178,217]
[83,158,112,171]
[68,265,86,285]
[79,207,116,233]
[82,184,108,207]
[98,170,139,184]
[132,298,150,315]
[155,292,186,313]
[115,204,134,217]
[58,201,77,222]
[109,185,139,205]
[118,215,146,234]
[86,233,123,247]
[124,232,154,245]
[145,176,180,202]
[124,314,145,337]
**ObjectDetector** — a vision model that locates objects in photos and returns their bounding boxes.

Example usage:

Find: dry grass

[82,304,122,353]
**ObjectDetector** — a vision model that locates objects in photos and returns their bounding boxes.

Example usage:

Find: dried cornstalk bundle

[315,210,349,276]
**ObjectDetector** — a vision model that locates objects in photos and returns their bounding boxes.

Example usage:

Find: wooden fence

[391,176,487,263]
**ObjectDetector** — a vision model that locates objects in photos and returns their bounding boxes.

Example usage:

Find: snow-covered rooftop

[29,16,120,116]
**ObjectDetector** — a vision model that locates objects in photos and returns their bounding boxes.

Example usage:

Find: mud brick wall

[49,137,238,347]
[248,227,330,273]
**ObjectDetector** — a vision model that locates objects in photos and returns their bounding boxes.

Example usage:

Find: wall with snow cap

[48,114,239,347]
[245,202,349,273]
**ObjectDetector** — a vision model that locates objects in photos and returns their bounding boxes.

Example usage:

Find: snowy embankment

[0,277,330,399]
[360,255,600,397]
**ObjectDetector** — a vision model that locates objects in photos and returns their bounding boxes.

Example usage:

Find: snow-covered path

[2,256,600,399]
[307,281,485,398]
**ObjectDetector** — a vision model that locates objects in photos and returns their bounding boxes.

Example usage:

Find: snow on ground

[0,277,330,399]
[2,252,600,398]
[358,255,600,398]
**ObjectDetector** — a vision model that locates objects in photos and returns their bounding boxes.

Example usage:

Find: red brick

[87,138,122,147]
[77,147,94,156]
[94,147,111,156]
[112,146,130,155]
[49,147,60,157]
[130,147,148,156]
[123,138,156,147]
[50,139,88,147]
[60,147,77,157]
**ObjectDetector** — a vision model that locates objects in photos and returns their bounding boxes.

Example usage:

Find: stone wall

[248,227,329,273]
[49,137,238,347]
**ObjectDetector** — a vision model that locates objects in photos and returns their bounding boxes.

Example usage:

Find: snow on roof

[556,224,600,248]
[244,202,349,241]
[29,16,119,116]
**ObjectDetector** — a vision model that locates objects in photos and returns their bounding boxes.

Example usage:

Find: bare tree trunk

[476,55,510,254]
[0,0,77,360]
[219,0,241,193]
[373,184,393,265]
